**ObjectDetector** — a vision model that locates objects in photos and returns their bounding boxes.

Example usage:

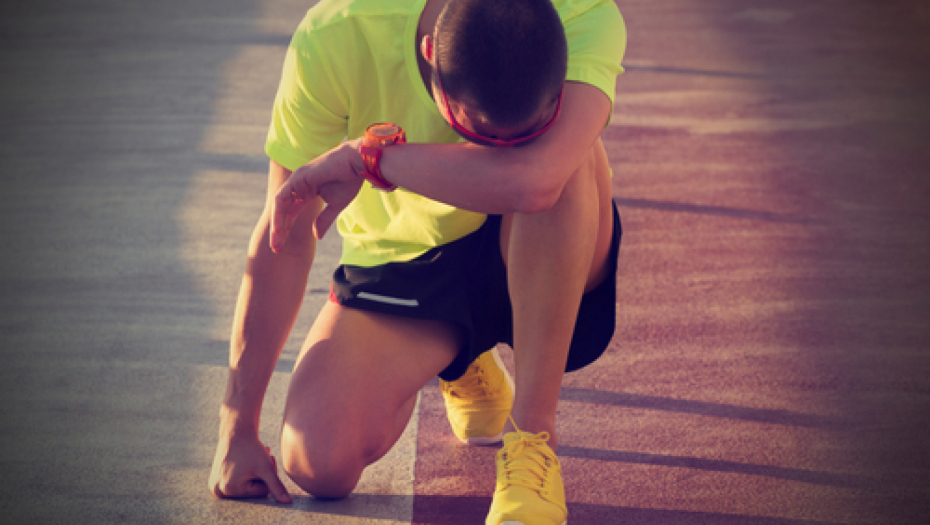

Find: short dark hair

[434,0,567,128]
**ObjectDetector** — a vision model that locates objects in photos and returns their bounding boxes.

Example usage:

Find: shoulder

[288,0,422,55]
[555,0,626,110]
[554,0,626,64]
[552,0,622,23]
[296,0,423,33]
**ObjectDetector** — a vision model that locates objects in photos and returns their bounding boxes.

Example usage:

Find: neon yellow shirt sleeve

[562,0,627,118]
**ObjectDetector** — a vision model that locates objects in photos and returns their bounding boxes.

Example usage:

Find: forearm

[379,143,556,214]
[376,82,610,214]
[221,211,316,434]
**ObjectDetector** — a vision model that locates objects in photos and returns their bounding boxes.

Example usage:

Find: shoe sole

[500,522,566,525]
[461,433,504,445]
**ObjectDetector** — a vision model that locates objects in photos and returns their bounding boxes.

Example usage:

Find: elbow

[487,149,567,214]
[511,178,563,214]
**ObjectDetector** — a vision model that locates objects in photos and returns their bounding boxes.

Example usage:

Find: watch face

[369,123,402,138]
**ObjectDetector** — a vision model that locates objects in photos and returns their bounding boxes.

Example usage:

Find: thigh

[282,300,460,464]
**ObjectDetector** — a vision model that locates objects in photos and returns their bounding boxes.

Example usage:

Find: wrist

[357,123,405,191]
[219,403,260,437]
[219,375,263,434]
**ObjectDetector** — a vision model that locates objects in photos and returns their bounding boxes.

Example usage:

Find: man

[209,0,625,523]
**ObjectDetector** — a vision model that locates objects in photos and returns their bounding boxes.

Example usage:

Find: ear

[421,34,435,63]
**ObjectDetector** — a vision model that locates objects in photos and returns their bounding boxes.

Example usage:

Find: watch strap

[358,145,395,191]
[358,123,405,192]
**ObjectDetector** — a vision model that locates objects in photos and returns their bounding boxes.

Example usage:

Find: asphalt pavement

[1,0,928,523]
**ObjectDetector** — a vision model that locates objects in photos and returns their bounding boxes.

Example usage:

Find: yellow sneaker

[440,347,514,445]
[486,424,567,525]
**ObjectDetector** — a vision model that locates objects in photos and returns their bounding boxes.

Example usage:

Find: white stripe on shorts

[356,291,420,307]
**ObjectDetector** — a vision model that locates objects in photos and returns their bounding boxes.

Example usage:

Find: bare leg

[280,301,459,498]
[500,138,614,450]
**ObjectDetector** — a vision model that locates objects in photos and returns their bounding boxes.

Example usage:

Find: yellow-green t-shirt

[265,0,626,267]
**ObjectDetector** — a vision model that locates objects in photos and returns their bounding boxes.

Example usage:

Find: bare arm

[269,82,611,246]
[210,159,321,503]
[223,159,320,427]
[381,82,612,214]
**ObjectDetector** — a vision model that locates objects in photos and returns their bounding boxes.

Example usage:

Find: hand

[271,140,365,252]
[209,431,293,504]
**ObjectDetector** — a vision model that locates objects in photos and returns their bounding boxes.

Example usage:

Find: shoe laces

[499,419,563,506]
[445,362,491,400]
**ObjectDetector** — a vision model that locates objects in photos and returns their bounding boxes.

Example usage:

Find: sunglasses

[435,69,563,148]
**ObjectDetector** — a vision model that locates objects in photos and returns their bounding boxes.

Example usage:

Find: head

[423,0,567,146]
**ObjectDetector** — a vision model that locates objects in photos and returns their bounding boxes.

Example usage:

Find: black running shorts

[331,202,621,381]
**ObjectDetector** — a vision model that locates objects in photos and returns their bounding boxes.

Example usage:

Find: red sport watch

[359,123,406,191]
